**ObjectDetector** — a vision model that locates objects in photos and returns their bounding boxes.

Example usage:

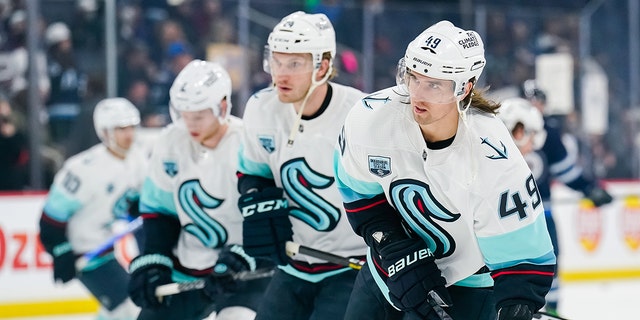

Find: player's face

[270,52,315,104]
[112,125,136,151]
[181,108,219,144]
[512,123,536,155]
[408,72,457,126]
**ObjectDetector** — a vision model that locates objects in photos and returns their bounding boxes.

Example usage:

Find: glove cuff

[228,244,257,271]
[52,242,73,257]
[129,254,173,273]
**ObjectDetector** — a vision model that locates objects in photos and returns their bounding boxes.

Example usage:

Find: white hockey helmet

[265,11,336,74]
[397,20,486,101]
[93,97,140,142]
[169,59,232,122]
[45,22,71,46]
[498,97,546,150]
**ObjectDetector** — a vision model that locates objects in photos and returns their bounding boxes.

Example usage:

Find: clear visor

[263,46,315,75]
[406,71,457,104]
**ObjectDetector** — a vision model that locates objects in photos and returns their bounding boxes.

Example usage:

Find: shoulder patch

[163,160,178,177]
[258,135,276,153]
[480,137,508,160]
[368,155,391,177]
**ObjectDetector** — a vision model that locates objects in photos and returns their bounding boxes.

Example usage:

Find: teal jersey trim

[454,272,494,288]
[478,214,557,270]
[42,185,82,222]
[238,143,274,179]
[280,263,352,283]
[140,177,178,217]
[333,150,384,202]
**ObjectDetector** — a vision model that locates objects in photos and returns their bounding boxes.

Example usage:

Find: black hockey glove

[586,186,613,207]
[51,242,77,283]
[238,187,293,266]
[380,238,452,319]
[128,254,173,308]
[203,244,257,300]
[497,303,533,320]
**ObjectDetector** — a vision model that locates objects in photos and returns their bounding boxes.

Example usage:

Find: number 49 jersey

[335,87,556,286]
[140,118,244,271]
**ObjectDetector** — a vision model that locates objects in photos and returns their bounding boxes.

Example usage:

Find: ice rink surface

[4,279,639,320]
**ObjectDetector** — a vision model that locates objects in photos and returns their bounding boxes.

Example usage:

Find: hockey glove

[497,303,533,320]
[203,244,257,300]
[51,242,77,283]
[380,238,452,319]
[239,187,293,266]
[586,186,613,207]
[128,254,173,308]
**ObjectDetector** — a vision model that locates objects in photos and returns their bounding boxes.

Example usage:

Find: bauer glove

[497,303,534,320]
[128,254,173,308]
[238,187,293,266]
[380,238,452,319]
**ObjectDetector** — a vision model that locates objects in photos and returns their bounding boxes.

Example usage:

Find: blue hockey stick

[75,216,143,270]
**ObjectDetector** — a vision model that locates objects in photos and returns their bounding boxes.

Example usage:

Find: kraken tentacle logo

[390,179,459,258]
[281,158,340,231]
[178,179,227,248]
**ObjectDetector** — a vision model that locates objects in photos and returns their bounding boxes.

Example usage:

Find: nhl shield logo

[163,160,178,177]
[259,135,276,153]
[622,196,640,251]
[368,156,391,177]
[577,199,602,252]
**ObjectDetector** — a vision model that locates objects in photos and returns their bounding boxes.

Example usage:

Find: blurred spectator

[191,0,235,46]
[45,21,87,151]
[117,40,156,97]
[148,40,193,113]
[0,93,28,190]
[1,10,50,100]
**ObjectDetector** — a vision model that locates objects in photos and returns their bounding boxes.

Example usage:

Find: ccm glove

[238,187,293,265]
[128,254,173,308]
[497,303,533,320]
[51,242,77,283]
[203,244,257,299]
[380,238,452,319]
[586,186,613,207]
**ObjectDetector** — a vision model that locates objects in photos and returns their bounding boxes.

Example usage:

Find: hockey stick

[285,241,365,270]
[75,216,143,270]
[155,268,275,297]
[533,311,570,320]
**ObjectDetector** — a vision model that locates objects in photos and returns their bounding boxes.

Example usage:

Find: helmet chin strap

[456,83,474,123]
[286,66,330,147]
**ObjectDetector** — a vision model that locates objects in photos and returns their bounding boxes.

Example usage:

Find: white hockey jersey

[43,143,148,254]
[238,83,369,281]
[140,117,244,271]
[335,87,556,287]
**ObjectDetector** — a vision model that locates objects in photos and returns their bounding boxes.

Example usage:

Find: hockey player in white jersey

[39,97,145,320]
[334,21,556,320]
[236,11,368,320]
[517,82,613,316]
[127,59,270,320]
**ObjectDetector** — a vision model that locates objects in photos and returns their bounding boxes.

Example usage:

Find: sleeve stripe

[491,270,554,278]
[345,198,389,213]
